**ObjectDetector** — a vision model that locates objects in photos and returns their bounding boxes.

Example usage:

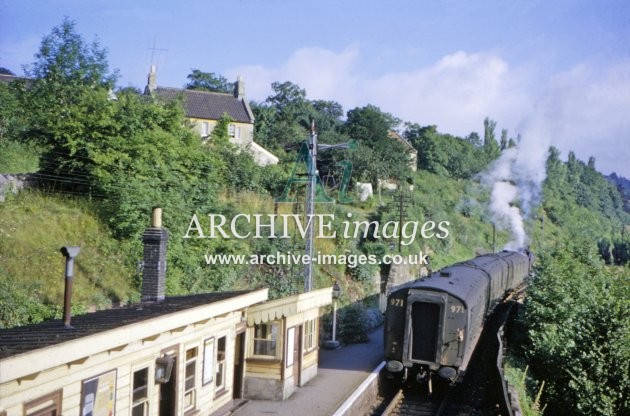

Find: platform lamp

[324,281,342,349]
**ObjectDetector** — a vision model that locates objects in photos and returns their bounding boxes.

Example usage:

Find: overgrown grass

[504,356,544,416]
[0,140,41,173]
[0,191,136,327]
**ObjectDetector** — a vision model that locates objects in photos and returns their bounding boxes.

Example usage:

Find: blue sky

[1,0,629,176]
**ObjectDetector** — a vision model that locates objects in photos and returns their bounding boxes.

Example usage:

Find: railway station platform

[233,327,384,416]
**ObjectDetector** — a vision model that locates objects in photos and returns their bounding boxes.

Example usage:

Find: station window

[131,368,149,416]
[215,336,227,391]
[304,319,317,352]
[184,347,198,412]
[253,322,278,357]
[23,390,62,416]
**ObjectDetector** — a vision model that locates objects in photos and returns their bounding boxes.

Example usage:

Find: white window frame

[252,321,280,359]
[201,122,209,137]
[303,319,317,353]
[131,366,150,416]
[215,335,227,392]
[228,124,236,137]
[183,347,198,413]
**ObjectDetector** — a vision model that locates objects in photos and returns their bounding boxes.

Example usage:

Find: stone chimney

[141,207,168,302]
[234,75,245,98]
[144,64,157,95]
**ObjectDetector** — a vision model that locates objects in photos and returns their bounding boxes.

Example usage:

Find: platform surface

[234,327,384,416]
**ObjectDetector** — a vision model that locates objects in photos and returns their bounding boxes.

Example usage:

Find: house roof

[0,74,18,84]
[388,131,416,152]
[0,291,254,359]
[153,87,254,124]
[0,74,33,87]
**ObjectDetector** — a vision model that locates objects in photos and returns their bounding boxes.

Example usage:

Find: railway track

[381,388,446,415]
[375,301,518,416]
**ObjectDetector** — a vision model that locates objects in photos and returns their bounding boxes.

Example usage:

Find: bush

[523,239,629,415]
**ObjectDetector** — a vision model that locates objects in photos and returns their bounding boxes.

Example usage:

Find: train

[383,250,534,386]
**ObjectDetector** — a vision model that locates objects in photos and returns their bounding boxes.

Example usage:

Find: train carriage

[384,251,533,384]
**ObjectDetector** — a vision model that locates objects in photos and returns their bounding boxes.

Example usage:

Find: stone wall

[0,174,33,202]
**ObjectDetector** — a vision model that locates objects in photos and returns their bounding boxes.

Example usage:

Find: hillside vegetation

[0,192,134,327]
[1,18,628,415]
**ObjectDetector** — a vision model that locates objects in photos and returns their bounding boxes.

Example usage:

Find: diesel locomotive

[384,250,534,385]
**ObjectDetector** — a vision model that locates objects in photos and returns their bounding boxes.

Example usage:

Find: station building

[0,210,332,416]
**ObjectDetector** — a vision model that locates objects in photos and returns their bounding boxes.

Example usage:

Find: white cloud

[228,46,360,104]
[531,61,630,175]
[229,47,630,176]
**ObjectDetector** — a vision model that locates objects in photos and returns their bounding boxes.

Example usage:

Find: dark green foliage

[0,82,29,143]
[185,69,234,93]
[344,104,410,185]
[597,238,613,264]
[542,146,629,263]
[404,124,487,179]
[339,303,369,343]
[483,117,500,160]
[0,278,57,328]
[606,172,630,213]
[523,239,629,415]
[25,17,116,88]
[612,234,630,265]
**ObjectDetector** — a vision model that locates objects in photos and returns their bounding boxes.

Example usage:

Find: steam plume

[482,119,549,250]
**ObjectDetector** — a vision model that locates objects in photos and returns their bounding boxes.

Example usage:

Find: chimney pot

[152,207,163,228]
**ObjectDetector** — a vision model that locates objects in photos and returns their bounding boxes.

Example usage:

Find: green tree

[404,123,487,179]
[524,239,630,415]
[500,128,508,150]
[483,117,500,160]
[185,69,234,93]
[344,105,408,186]
[25,17,116,88]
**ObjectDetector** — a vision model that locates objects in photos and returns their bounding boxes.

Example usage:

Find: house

[145,66,278,166]
[0,209,332,416]
[388,131,417,172]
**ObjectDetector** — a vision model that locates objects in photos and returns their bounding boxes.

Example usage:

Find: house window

[304,319,317,352]
[235,126,241,139]
[131,368,149,416]
[201,122,209,137]
[254,322,278,357]
[215,336,227,391]
[228,124,236,137]
[23,390,62,416]
[184,348,197,412]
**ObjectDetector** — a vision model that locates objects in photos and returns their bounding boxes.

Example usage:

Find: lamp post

[324,281,341,349]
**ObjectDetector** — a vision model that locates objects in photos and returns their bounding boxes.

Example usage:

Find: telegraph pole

[304,121,317,292]
[302,122,357,292]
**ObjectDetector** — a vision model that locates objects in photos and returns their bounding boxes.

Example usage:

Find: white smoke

[481,119,549,250]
